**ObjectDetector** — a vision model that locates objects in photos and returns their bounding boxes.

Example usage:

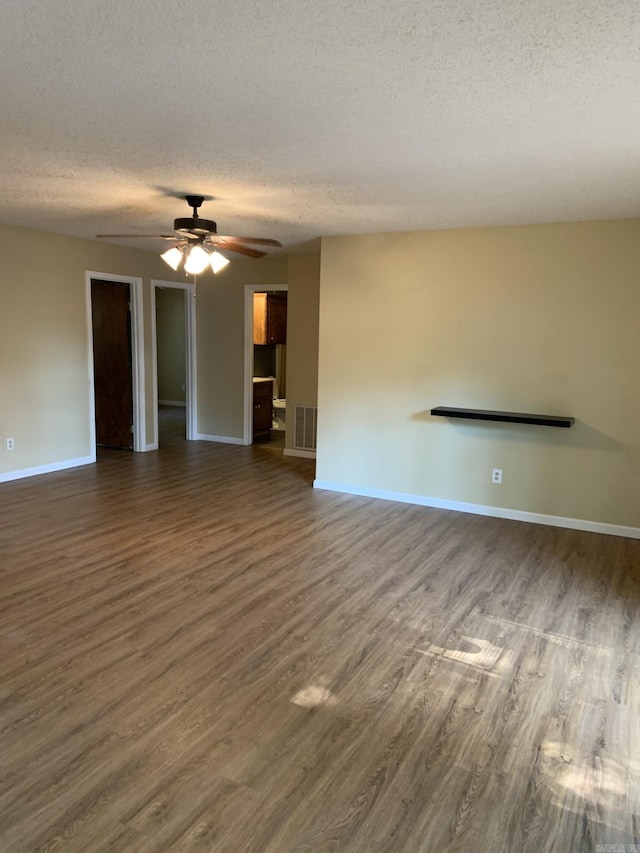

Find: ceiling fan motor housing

[174,216,218,236]
[174,195,217,235]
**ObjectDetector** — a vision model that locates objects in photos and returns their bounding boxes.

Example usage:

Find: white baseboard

[0,454,95,484]
[196,434,245,445]
[312,480,640,540]
[284,448,317,459]
[159,400,186,407]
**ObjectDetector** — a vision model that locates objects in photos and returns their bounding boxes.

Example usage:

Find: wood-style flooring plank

[1,408,640,851]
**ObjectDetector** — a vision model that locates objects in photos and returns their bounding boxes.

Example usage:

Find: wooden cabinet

[253,379,273,440]
[253,293,287,345]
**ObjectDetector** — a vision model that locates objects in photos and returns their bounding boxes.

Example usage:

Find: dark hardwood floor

[1,411,639,852]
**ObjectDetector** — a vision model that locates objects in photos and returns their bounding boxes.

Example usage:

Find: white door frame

[150,278,198,447]
[86,271,145,453]
[243,283,288,445]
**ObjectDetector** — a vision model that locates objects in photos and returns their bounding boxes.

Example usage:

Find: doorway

[86,272,145,452]
[243,283,288,446]
[150,279,197,448]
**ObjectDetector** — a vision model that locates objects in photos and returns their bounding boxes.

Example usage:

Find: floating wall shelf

[430,407,575,429]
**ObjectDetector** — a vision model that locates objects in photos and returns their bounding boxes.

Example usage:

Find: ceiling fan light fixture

[209,250,230,274]
[184,244,210,275]
[160,246,183,270]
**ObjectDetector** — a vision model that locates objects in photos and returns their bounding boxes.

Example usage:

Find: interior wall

[0,223,190,476]
[156,287,186,404]
[195,256,288,440]
[253,345,275,378]
[316,221,640,529]
[285,253,321,449]
[0,223,323,476]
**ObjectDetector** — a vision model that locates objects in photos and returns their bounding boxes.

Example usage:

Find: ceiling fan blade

[96,233,177,239]
[216,235,282,247]
[219,242,267,258]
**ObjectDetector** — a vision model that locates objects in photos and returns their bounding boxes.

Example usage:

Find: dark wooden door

[266,294,287,344]
[253,293,287,344]
[253,379,273,440]
[91,279,133,449]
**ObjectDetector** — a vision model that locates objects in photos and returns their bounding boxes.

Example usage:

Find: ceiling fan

[97,195,282,274]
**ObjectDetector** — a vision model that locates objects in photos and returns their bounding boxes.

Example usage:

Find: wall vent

[294,406,317,451]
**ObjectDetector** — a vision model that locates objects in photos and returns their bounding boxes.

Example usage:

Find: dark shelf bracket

[430,407,575,429]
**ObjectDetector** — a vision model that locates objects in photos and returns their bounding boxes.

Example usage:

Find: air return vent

[294,406,317,451]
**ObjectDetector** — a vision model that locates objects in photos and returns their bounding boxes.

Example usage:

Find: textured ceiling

[0,0,639,253]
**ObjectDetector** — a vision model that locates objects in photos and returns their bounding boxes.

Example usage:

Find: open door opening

[156,286,187,447]
[243,284,288,447]
[150,279,198,450]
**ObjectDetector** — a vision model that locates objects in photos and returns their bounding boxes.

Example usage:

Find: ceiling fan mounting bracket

[184,195,205,216]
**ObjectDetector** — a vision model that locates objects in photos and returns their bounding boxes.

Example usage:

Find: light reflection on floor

[419,635,511,677]
[541,740,639,834]
[290,684,338,709]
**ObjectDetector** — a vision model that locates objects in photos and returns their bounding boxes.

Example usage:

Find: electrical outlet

[6,437,15,451]
[491,468,502,484]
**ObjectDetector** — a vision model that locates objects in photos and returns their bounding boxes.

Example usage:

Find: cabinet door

[253,293,268,344]
[266,295,287,344]
[253,381,273,438]
[253,293,287,345]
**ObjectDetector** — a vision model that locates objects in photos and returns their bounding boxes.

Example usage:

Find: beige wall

[156,287,186,404]
[316,221,640,528]
[0,222,188,475]
[285,253,321,449]
[195,257,288,439]
[0,222,301,476]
